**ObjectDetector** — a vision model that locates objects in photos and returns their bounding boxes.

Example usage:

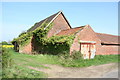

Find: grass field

[12,50,119,68]
[2,48,120,78]
[2,49,47,78]
[0,46,2,79]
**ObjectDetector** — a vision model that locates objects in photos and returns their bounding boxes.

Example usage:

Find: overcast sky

[1,2,118,41]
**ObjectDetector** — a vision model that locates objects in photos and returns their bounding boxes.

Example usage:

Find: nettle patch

[12,22,75,54]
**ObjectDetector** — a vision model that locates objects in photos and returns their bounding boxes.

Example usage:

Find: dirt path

[28,63,118,78]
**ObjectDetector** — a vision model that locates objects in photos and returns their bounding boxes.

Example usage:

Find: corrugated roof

[56,26,85,36]
[96,33,120,44]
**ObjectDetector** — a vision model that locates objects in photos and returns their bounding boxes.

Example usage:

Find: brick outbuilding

[18,11,120,59]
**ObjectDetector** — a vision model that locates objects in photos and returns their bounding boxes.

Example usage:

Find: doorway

[80,42,96,59]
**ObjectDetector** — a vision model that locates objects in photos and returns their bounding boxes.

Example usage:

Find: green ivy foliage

[42,35,75,46]
[12,31,32,47]
[11,22,53,47]
[33,34,75,55]
[12,22,75,54]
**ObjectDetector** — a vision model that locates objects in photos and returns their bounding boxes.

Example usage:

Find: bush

[2,48,14,68]
[58,51,83,61]
[1,41,9,45]
[70,51,83,60]
[58,51,70,59]
[0,46,2,79]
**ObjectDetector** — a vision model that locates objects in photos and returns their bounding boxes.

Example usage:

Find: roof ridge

[35,11,61,24]
[39,11,60,23]
[96,32,119,37]
[44,11,62,29]
[61,26,85,31]
[28,11,61,32]
[56,26,85,36]
[72,26,85,29]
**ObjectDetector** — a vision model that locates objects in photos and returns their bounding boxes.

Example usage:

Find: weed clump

[2,48,14,68]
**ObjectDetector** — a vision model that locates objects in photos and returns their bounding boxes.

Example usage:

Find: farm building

[13,11,120,59]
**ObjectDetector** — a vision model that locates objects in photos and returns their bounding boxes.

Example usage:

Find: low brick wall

[19,43,32,54]
[98,45,119,55]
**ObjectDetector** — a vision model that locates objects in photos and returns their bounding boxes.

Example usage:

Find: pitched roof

[27,11,71,32]
[56,26,85,36]
[96,33,120,44]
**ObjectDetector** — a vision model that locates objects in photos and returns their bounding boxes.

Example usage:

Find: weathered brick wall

[19,42,32,54]
[31,36,70,54]
[19,13,71,54]
[98,45,119,55]
[70,36,80,55]
[70,25,119,55]
[47,13,70,37]
[70,25,102,55]
[20,12,119,55]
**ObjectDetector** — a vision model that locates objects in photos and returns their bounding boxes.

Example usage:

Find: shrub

[58,51,70,59]
[58,51,83,67]
[70,51,83,60]
[2,48,14,68]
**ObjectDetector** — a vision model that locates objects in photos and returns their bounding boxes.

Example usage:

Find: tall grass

[2,48,14,68]
[2,65,46,78]
[12,49,119,68]
[0,46,2,79]
[59,54,119,67]
[2,48,119,78]
[2,48,46,78]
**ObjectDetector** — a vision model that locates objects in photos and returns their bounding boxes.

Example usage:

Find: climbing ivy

[12,22,51,47]
[12,22,75,54]
[42,35,75,46]
[12,31,32,47]
[37,35,75,55]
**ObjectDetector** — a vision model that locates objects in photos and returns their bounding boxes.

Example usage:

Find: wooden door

[90,44,96,59]
[80,43,96,59]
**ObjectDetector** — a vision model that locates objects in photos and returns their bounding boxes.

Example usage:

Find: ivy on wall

[12,31,32,47]
[33,35,75,54]
[12,22,50,47]
[12,22,75,54]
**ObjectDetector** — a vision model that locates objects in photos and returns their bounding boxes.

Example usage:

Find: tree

[1,41,8,45]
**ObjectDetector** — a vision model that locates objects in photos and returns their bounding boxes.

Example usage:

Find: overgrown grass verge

[2,48,119,78]
[60,54,119,67]
[2,65,46,78]
[2,48,46,78]
[11,49,119,68]
[0,46,2,79]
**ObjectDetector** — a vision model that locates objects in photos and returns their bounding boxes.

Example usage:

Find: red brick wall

[70,25,119,55]
[70,35,80,55]
[19,42,32,54]
[98,45,119,55]
[20,13,119,55]
[47,13,70,37]
[19,13,71,54]
[70,25,102,55]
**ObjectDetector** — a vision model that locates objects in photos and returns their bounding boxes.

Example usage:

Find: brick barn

[17,11,119,59]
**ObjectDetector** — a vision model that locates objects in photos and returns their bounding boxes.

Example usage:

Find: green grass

[12,50,59,67]
[2,49,47,78]
[2,48,120,78]
[0,60,2,79]
[2,65,46,78]
[11,49,119,68]
[0,46,2,79]
[60,55,119,67]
